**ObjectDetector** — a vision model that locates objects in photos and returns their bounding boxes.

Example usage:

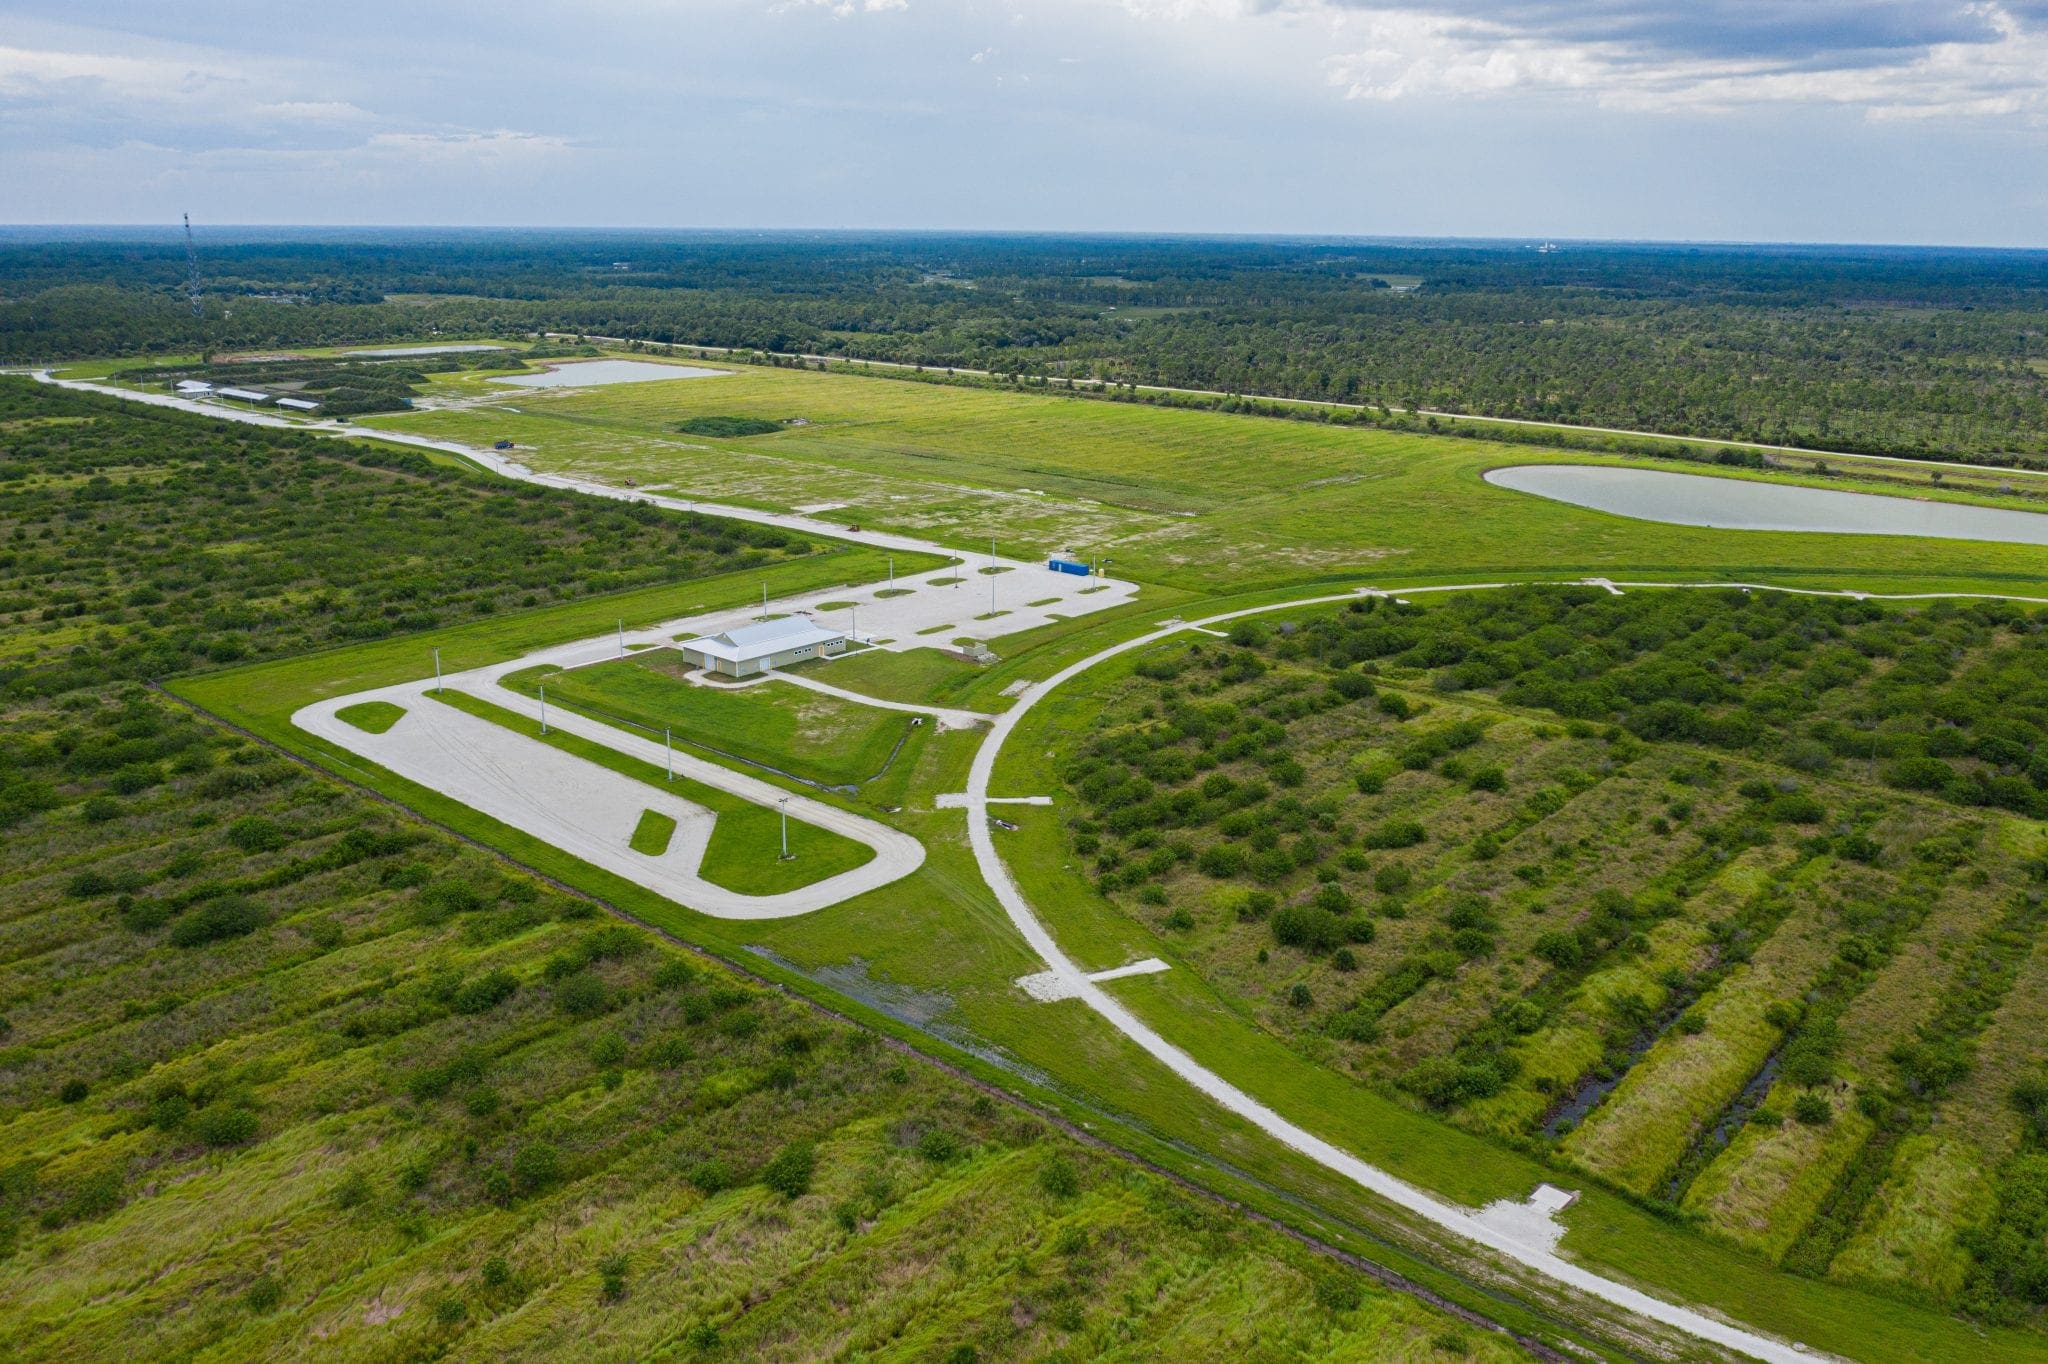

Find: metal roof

[216,387,272,402]
[275,397,321,411]
[680,615,844,663]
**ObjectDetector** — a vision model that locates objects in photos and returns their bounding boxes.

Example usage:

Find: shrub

[58,1078,88,1104]
[1272,904,1344,953]
[245,1275,283,1313]
[168,895,267,947]
[1884,756,1955,792]
[81,795,123,824]
[1792,1093,1833,1125]
[195,1106,260,1146]
[1286,983,1313,1009]
[1197,843,1245,878]
[452,969,518,1015]
[1468,765,1507,793]
[1360,819,1425,850]
[760,1143,814,1199]
[598,1253,629,1303]
[1162,907,1194,931]
[226,815,287,853]
[917,1129,960,1163]
[688,1158,734,1194]
[555,973,609,1017]
[1532,931,1584,969]
[1766,792,1826,825]
[512,1140,562,1192]
[1372,864,1412,895]
[1038,1153,1080,1198]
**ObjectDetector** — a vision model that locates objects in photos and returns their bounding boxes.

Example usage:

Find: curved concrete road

[961,577,2048,1364]
[299,676,924,919]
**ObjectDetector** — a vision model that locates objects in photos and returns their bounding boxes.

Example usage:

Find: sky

[3,1,2047,245]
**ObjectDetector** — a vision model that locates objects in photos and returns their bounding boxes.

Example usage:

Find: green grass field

[504,652,918,789]
[362,360,2048,598]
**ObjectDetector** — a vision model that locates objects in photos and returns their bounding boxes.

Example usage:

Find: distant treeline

[5,232,2048,465]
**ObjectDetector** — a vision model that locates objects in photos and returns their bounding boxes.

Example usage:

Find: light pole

[777,798,792,860]
[618,618,624,657]
[433,647,442,694]
[665,727,673,781]
[761,582,768,618]
[887,555,894,589]
[849,602,858,644]
[539,684,547,736]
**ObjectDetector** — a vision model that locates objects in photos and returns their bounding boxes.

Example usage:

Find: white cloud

[365,129,573,161]
[1319,3,2048,120]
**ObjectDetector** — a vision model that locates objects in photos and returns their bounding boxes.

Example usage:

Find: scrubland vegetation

[0,381,818,695]
[0,380,1502,1361]
[1051,586,2048,1322]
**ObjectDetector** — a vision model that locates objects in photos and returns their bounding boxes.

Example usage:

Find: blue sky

[3,1,2046,245]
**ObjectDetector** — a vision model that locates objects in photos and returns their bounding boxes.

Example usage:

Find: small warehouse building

[175,379,214,395]
[275,397,321,412]
[677,615,846,678]
[216,387,272,403]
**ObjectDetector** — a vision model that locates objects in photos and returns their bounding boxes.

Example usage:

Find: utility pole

[777,797,792,859]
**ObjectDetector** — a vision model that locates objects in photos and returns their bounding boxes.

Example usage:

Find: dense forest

[4,231,2047,464]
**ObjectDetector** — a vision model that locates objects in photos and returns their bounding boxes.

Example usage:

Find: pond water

[1485,464,2048,547]
[489,360,727,389]
[346,343,506,356]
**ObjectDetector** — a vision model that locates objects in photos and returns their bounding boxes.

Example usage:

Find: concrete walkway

[297,676,924,920]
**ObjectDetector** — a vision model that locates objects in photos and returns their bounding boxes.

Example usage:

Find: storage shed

[276,397,321,412]
[677,615,846,678]
[216,387,272,403]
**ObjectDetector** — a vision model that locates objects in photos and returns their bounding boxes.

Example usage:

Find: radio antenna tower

[182,213,203,319]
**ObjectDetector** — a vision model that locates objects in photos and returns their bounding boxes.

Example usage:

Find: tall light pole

[539,684,547,736]
[777,797,792,860]
[887,555,894,589]
[849,602,857,644]
[618,618,624,657]
[665,726,673,780]
[761,582,768,618]
[433,647,442,694]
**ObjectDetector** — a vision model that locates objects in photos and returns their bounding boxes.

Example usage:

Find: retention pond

[1485,464,2048,546]
[489,360,727,389]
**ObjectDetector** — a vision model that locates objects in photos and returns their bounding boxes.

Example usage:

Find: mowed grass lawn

[801,645,991,709]
[504,652,918,789]
[367,362,2048,597]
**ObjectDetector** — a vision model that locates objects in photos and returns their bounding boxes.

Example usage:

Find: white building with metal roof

[677,615,846,678]
[216,387,272,403]
[275,397,321,412]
